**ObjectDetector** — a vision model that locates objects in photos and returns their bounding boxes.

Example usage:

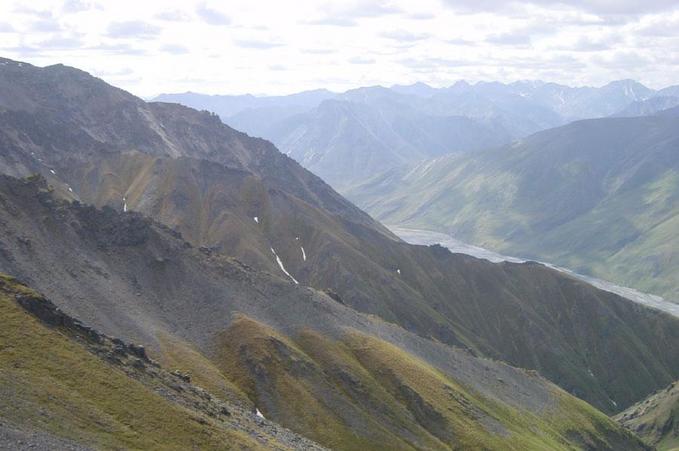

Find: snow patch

[256,408,265,419]
[49,169,56,175]
[301,246,306,261]
[271,248,298,284]
[68,186,73,193]
[253,216,259,223]
[396,268,401,275]
[123,196,127,213]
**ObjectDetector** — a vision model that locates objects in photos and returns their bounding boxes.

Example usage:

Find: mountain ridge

[154,76,678,190]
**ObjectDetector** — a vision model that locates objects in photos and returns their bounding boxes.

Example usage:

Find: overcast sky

[1,0,678,97]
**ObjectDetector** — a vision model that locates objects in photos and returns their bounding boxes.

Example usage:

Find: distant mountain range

[155,79,679,190]
[348,111,679,303]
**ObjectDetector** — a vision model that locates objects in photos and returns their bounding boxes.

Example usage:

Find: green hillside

[348,115,679,301]
[616,380,679,450]
[0,274,319,450]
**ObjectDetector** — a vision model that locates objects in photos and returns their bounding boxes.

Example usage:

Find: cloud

[93,43,149,56]
[234,39,284,49]
[160,44,189,54]
[306,0,400,27]
[306,17,357,27]
[557,35,622,52]
[409,12,435,20]
[39,36,83,49]
[398,56,476,70]
[594,50,651,68]
[485,31,532,46]
[2,0,676,95]
[1,35,83,55]
[12,6,53,19]
[62,0,99,13]
[484,21,557,47]
[0,45,43,56]
[156,10,191,21]
[349,56,375,64]
[195,3,231,25]
[31,19,62,32]
[441,0,679,17]
[302,48,337,55]
[380,30,429,42]
[106,21,161,39]
[638,17,679,37]
[446,38,477,46]
[347,0,400,17]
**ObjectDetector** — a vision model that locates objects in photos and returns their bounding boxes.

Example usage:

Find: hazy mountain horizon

[154,78,679,102]
[154,74,679,191]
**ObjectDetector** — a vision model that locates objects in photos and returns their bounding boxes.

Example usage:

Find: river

[391,226,679,319]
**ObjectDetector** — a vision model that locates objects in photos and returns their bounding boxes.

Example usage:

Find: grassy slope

[0,274,267,451]
[155,330,253,407]
[348,117,679,301]
[215,315,646,451]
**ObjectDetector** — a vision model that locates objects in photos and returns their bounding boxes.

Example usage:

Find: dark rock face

[322,288,344,304]
[6,277,151,362]
[74,205,151,248]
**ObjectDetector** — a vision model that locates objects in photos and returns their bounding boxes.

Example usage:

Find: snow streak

[271,248,299,284]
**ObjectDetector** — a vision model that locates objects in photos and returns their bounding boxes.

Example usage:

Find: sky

[1,0,678,97]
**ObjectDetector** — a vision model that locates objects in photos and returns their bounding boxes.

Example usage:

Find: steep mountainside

[616,381,679,450]
[349,114,679,302]
[0,176,651,450]
[3,57,679,418]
